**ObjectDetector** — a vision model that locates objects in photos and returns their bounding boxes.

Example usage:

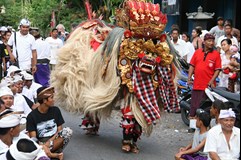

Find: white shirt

[186,41,195,63]
[0,133,47,160]
[45,37,63,64]
[7,32,36,70]
[209,26,225,45]
[35,38,51,59]
[0,132,30,155]
[204,124,240,160]
[171,39,189,58]
[218,53,231,88]
[12,93,32,116]
[22,87,34,102]
[216,35,239,54]
[23,81,42,100]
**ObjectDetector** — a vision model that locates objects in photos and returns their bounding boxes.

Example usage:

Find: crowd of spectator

[0,15,240,160]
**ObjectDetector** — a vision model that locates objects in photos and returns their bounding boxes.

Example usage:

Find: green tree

[0,0,123,36]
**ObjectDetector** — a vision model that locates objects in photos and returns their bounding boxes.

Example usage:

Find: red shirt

[190,49,221,90]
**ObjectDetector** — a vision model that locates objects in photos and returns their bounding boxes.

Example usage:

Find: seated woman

[26,86,73,160]
[175,110,211,160]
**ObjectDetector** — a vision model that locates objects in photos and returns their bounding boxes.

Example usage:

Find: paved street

[60,108,191,160]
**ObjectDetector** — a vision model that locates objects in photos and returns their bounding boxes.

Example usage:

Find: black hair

[2,30,11,36]
[52,28,58,32]
[171,28,180,34]
[224,19,233,26]
[194,27,202,36]
[0,99,4,106]
[224,101,235,109]
[17,138,37,152]
[6,151,15,160]
[182,32,190,41]
[198,112,211,127]
[0,127,12,135]
[6,139,37,160]
[221,38,232,45]
[212,99,229,113]
[224,23,232,28]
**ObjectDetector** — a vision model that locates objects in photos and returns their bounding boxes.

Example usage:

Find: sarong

[34,63,50,87]
[181,153,208,160]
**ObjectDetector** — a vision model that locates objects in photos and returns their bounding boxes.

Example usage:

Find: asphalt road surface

[61,108,191,160]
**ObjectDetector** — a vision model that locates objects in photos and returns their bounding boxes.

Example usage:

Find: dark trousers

[190,90,206,117]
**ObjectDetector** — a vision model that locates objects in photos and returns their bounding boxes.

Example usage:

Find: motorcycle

[180,87,240,128]
[176,58,192,102]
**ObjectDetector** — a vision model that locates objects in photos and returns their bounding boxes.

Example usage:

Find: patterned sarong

[157,65,180,112]
[132,62,161,124]
[157,66,180,112]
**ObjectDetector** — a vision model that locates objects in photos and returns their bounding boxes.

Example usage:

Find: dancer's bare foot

[130,143,139,154]
[122,140,131,152]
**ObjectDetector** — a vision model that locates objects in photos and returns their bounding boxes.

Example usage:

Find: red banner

[50,10,56,28]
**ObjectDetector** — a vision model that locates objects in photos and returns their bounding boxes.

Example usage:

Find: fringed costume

[51,0,182,153]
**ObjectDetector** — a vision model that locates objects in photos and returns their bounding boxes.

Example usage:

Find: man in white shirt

[181,32,195,63]
[204,109,240,160]
[6,76,32,116]
[0,109,29,155]
[30,30,51,86]
[22,72,42,103]
[45,28,63,70]
[216,23,239,54]
[6,18,37,73]
[170,28,189,58]
[0,110,49,160]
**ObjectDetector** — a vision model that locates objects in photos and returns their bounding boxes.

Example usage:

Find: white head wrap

[19,18,31,26]
[0,110,21,128]
[0,86,14,97]
[219,108,236,119]
[0,26,8,32]
[9,138,48,160]
[23,73,33,81]
[13,75,23,83]
[7,66,21,77]
[0,77,14,88]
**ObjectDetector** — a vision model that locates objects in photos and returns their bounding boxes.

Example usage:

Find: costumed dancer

[50,0,181,153]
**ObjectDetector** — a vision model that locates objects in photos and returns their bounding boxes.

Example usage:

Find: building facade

[155,0,240,34]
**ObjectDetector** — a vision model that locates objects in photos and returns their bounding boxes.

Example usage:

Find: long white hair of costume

[50,24,111,113]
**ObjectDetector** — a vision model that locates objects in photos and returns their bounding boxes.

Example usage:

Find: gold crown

[115,0,168,39]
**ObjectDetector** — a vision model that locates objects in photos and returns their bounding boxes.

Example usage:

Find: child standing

[175,110,211,160]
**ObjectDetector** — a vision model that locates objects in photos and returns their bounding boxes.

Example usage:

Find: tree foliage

[0,0,122,36]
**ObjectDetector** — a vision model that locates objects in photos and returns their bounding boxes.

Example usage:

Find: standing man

[209,16,225,46]
[204,109,240,160]
[216,23,239,54]
[30,30,51,86]
[170,28,189,59]
[0,30,12,77]
[56,24,67,43]
[6,18,37,74]
[45,28,63,70]
[187,33,222,132]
